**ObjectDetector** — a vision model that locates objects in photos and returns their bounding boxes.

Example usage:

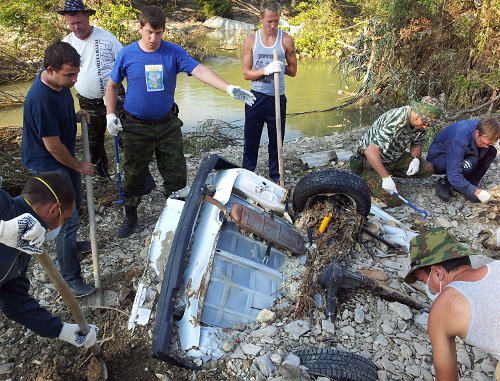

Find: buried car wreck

[128,154,410,379]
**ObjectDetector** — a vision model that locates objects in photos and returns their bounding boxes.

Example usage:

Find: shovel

[273,49,285,187]
[80,117,103,305]
[394,192,428,219]
[35,250,108,379]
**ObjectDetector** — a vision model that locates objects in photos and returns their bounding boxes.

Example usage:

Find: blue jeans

[32,167,83,284]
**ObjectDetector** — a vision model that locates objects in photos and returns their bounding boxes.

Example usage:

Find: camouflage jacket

[357,106,426,163]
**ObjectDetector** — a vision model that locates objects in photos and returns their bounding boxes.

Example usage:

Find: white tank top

[250,29,285,96]
[447,260,500,360]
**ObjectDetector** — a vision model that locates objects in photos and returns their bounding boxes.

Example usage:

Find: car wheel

[292,169,371,217]
[295,348,378,381]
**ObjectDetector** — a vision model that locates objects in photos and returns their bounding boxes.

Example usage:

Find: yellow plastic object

[318,213,333,234]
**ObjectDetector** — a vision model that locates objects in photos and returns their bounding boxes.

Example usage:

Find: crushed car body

[128,154,423,370]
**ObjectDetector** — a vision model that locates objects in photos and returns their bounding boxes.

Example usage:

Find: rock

[284,320,310,341]
[256,352,275,376]
[256,309,276,323]
[0,363,14,374]
[388,302,413,320]
[241,343,263,357]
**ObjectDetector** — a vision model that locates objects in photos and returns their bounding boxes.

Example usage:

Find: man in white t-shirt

[56,0,125,180]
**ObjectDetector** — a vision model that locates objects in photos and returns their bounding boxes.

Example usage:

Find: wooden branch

[444,94,500,121]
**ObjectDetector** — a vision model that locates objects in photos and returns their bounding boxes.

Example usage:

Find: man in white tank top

[242,0,297,183]
[405,228,500,380]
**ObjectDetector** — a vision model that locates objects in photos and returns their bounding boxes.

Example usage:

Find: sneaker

[142,171,156,196]
[68,280,97,298]
[434,178,451,202]
[76,240,91,254]
[117,206,138,238]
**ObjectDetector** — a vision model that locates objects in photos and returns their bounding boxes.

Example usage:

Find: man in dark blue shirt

[427,118,500,203]
[22,41,96,297]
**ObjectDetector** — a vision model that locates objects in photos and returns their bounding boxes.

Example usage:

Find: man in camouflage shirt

[355,96,443,206]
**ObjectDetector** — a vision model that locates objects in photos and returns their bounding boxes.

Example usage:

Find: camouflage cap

[410,96,443,123]
[404,227,480,283]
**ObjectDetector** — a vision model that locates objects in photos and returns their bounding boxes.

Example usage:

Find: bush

[194,0,232,18]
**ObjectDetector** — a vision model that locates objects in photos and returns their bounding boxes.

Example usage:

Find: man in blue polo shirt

[105,5,255,238]
[427,118,500,203]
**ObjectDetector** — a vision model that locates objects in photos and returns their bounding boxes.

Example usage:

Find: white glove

[58,323,99,348]
[0,213,45,254]
[406,157,420,176]
[264,61,283,76]
[477,190,492,203]
[106,113,123,136]
[381,176,398,194]
[226,85,256,106]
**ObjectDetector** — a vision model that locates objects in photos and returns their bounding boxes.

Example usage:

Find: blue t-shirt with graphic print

[110,40,199,120]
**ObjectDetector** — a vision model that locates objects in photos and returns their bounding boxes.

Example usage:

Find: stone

[284,320,310,341]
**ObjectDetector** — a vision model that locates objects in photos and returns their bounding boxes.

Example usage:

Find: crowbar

[35,250,108,379]
[394,192,428,219]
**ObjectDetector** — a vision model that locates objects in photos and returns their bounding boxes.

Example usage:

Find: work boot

[95,162,110,178]
[142,171,156,196]
[117,206,138,238]
[434,178,451,202]
[68,280,97,298]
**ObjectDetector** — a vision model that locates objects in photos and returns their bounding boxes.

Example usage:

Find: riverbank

[0,124,499,380]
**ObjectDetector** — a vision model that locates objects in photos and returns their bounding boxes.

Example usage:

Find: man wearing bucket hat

[56,0,119,179]
[427,118,500,204]
[353,96,443,206]
[405,228,500,380]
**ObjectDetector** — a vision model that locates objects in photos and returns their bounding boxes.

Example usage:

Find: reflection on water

[0,50,384,142]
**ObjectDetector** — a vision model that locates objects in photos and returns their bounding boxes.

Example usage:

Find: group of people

[353,96,500,206]
[1,0,498,378]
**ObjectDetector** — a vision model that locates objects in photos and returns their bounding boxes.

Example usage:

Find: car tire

[292,169,371,217]
[295,348,378,381]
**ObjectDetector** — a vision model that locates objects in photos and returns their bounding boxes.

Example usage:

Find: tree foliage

[336,0,500,112]
[194,0,232,18]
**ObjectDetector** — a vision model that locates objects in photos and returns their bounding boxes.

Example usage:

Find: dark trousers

[121,116,186,207]
[0,267,62,338]
[243,91,286,180]
[433,145,497,187]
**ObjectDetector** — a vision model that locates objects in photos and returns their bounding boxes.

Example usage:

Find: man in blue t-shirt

[105,5,256,238]
[22,41,96,297]
[427,118,500,203]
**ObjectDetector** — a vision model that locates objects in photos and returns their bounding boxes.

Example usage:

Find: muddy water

[0,51,383,142]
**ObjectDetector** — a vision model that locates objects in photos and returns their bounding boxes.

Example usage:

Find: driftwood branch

[444,94,500,121]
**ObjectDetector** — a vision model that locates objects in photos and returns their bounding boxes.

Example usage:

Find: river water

[0,48,384,142]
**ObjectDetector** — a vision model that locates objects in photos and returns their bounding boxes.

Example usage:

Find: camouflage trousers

[121,115,186,207]
[361,152,434,207]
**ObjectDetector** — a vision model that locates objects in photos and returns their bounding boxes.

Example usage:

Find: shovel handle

[35,250,102,357]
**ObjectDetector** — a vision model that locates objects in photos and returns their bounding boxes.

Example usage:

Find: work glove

[0,213,45,254]
[58,323,99,348]
[477,190,492,203]
[106,113,123,136]
[406,157,420,176]
[381,176,398,195]
[226,85,256,106]
[264,60,283,76]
